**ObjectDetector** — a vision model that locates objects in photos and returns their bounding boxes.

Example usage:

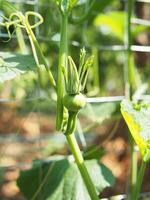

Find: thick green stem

[25,18,56,88]
[15,5,27,54]
[16,27,28,54]
[132,161,146,200]
[65,112,78,135]
[56,14,68,130]
[66,134,99,200]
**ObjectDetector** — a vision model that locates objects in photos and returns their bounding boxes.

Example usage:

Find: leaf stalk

[56,13,68,130]
[66,133,99,200]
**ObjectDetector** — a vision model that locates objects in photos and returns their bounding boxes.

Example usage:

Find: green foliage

[2,0,149,198]
[94,11,125,41]
[121,99,150,162]
[63,49,94,94]
[80,102,119,133]
[70,0,116,24]
[92,0,116,12]
[0,167,5,184]
[94,11,149,41]
[56,0,78,14]
[17,156,115,200]
[0,52,36,83]
[0,0,17,15]
[81,102,118,121]
[83,146,106,160]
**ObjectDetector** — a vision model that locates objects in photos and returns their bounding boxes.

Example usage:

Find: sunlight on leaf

[94,11,148,41]
[121,99,150,161]
[94,11,125,41]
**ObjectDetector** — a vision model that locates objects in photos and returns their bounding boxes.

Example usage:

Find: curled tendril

[9,12,25,28]
[8,11,43,29]
[5,23,12,42]
[0,15,11,41]
[25,11,44,29]
[0,11,44,41]
[0,14,9,24]
[0,15,17,42]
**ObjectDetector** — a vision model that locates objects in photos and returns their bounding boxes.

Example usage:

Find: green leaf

[69,0,78,10]
[17,156,115,200]
[121,99,150,162]
[132,25,149,38]
[94,11,125,41]
[81,102,118,122]
[0,167,5,184]
[0,0,17,15]
[0,52,36,83]
[83,145,106,160]
[94,11,149,41]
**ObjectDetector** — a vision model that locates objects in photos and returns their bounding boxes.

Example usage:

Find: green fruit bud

[63,93,86,112]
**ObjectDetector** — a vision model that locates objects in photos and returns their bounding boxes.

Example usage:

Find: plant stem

[66,133,99,200]
[129,138,137,200]
[15,4,27,54]
[132,161,146,200]
[16,27,28,54]
[56,13,68,130]
[24,17,56,88]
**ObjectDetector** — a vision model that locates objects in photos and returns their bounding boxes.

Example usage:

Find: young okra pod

[63,49,94,135]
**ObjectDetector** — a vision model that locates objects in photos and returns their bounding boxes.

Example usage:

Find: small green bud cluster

[63,48,94,95]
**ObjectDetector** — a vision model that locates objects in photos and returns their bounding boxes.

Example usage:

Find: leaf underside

[0,52,36,83]
[17,156,115,200]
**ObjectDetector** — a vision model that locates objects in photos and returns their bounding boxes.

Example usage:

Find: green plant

[0,0,115,199]
[62,50,99,199]
[2,0,149,199]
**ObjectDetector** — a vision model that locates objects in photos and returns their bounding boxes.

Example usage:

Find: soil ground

[0,107,150,200]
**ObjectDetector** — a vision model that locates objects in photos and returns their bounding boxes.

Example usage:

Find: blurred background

[0,0,150,199]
